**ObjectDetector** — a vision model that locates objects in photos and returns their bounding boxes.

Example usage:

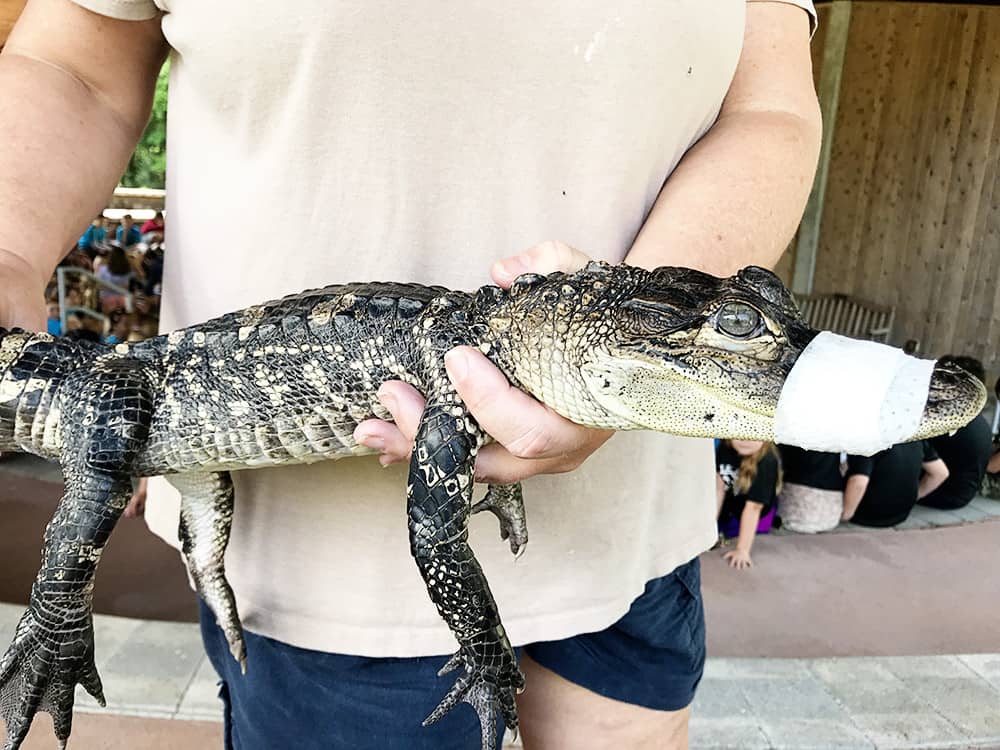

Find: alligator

[0,261,985,750]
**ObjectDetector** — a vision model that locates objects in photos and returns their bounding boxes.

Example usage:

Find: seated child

[716,440,781,570]
[777,446,844,533]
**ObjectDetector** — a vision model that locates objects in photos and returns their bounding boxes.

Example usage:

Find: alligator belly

[134,406,375,476]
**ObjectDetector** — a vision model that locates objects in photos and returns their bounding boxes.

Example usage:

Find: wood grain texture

[0,0,26,49]
[812,2,1000,374]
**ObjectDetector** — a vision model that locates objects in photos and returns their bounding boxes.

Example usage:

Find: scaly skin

[0,263,986,750]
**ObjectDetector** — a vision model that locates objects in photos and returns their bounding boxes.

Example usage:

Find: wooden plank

[0,0,27,48]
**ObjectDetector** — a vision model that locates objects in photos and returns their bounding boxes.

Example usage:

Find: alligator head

[492,261,985,452]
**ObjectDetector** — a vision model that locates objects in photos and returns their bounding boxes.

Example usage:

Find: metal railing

[56,266,133,335]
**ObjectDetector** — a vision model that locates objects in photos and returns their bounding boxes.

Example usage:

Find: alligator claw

[0,607,102,750]
[436,651,464,678]
[472,483,528,557]
[424,651,522,750]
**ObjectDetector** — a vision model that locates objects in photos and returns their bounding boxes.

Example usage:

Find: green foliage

[120,60,169,189]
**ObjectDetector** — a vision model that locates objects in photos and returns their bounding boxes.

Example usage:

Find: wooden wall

[807,2,1000,373]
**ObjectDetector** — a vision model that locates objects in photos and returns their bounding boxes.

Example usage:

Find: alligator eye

[716,302,761,338]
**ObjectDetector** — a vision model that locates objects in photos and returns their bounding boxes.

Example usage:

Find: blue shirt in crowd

[117,224,143,246]
[78,224,106,250]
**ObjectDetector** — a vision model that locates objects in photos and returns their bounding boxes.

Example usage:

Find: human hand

[354,241,615,484]
[124,477,148,518]
[723,548,753,570]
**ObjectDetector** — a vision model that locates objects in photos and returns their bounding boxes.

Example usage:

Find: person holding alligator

[0,1,822,749]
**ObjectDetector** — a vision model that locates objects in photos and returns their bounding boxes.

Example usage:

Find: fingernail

[377,389,397,414]
[445,348,469,381]
[498,254,531,279]
[354,428,385,450]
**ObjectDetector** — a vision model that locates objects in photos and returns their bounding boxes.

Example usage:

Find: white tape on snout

[773,332,935,456]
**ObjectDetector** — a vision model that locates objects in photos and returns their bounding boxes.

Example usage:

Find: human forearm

[917,460,949,499]
[841,475,869,521]
[0,59,136,284]
[626,2,821,276]
[0,0,166,327]
[628,109,820,276]
[987,450,1000,475]
[735,501,763,553]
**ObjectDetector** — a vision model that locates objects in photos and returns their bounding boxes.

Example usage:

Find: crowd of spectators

[45,212,164,344]
[716,354,999,570]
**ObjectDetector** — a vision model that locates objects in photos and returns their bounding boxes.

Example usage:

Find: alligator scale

[0,262,985,750]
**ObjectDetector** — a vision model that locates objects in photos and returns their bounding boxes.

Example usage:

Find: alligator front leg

[0,361,153,750]
[472,483,527,557]
[408,403,524,750]
[171,472,245,670]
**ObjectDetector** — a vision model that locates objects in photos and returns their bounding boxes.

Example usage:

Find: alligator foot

[423,650,523,750]
[173,472,246,671]
[472,483,527,557]
[0,605,103,750]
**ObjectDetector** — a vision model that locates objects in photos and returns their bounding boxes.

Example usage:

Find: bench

[794,292,895,343]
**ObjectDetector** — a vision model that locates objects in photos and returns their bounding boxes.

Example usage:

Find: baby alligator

[0,262,985,750]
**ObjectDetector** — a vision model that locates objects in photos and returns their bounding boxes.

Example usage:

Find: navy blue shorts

[200,558,705,749]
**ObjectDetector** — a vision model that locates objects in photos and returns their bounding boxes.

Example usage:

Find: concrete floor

[702,517,1000,658]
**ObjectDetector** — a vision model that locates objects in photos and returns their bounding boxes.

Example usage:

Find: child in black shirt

[715,440,781,570]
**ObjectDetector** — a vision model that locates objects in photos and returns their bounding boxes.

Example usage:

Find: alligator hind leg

[472,483,527,557]
[0,360,153,750]
[169,472,245,671]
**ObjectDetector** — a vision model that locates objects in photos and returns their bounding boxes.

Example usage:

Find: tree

[120,60,169,189]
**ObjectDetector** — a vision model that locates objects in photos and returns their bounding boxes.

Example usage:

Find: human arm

[626,1,821,275]
[358,3,821,481]
[0,0,167,328]
[841,474,869,522]
[917,459,949,499]
[988,449,1000,475]
[723,500,763,569]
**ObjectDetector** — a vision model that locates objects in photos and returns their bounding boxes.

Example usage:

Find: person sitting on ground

[918,355,993,511]
[981,377,1000,499]
[95,245,134,313]
[843,441,949,527]
[716,440,781,570]
[76,215,107,257]
[776,445,845,533]
[140,210,164,242]
[115,214,143,247]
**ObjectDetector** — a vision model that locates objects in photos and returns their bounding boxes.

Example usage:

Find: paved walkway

[3,602,1000,749]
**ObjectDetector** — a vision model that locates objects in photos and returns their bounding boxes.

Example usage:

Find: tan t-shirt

[76,0,815,657]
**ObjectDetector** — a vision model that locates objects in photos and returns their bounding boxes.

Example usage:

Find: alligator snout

[913,361,988,441]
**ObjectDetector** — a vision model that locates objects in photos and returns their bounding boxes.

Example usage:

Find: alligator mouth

[584,346,987,448]
[913,361,987,440]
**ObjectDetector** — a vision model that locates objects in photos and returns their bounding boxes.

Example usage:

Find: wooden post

[0,0,27,49]
[792,0,853,295]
